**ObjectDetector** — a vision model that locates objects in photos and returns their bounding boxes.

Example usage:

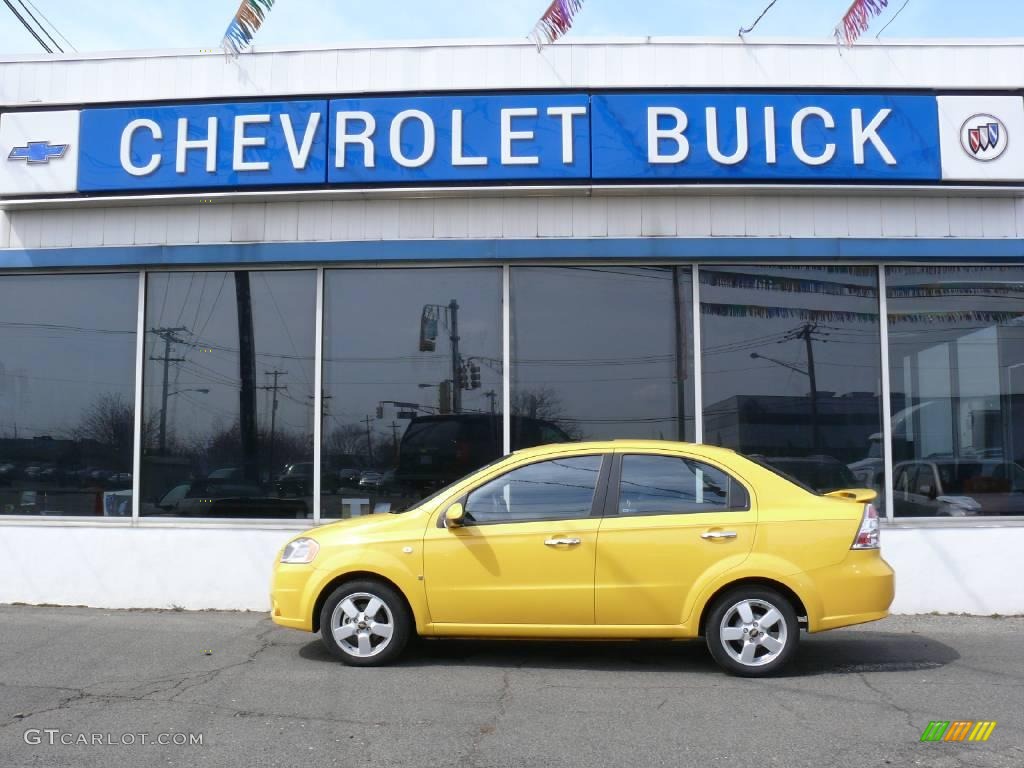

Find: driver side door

[422,452,608,628]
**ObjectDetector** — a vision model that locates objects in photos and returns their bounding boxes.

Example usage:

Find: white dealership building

[0,37,1023,615]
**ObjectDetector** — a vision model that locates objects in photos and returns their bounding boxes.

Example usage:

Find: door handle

[544,537,582,546]
[701,530,738,540]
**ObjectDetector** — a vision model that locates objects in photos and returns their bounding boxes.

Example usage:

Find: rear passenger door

[595,452,756,627]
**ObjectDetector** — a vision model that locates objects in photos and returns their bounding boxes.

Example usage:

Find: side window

[463,455,603,524]
[617,455,749,516]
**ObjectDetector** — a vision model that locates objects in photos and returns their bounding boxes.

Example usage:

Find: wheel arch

[312,571,418,634]
[697,577,809,637]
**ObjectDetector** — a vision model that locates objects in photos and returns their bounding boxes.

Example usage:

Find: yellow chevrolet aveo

[271,441,894,676]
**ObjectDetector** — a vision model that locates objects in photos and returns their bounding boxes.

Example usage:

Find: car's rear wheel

[320,580,412,667]
[705,587,799,677]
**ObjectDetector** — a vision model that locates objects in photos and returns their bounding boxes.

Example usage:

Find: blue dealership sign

[591,93,940,181]
[62,91,946,193]
[78,100,328,192]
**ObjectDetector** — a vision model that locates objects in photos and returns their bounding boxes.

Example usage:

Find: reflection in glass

[141,271,316,518]
[510,266,695,443]
[700,266,883,502]
[322,268,502,517]
[464,455,602,524]
[0,274,137,516]
[887,266,1024,517]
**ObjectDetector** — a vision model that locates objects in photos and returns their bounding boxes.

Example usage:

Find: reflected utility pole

[750,322,826,451]
[672,267,688,442]
[259,369,287,478]
[235,273,259,485]
[149,326,188,455]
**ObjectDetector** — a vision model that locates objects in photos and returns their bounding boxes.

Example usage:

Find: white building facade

[1,38,1023,614]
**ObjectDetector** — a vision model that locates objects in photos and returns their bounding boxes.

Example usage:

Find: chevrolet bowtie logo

[8,141,69,164]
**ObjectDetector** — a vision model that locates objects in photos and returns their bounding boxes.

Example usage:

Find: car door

[422,452,608,627]
[595,451,755,627]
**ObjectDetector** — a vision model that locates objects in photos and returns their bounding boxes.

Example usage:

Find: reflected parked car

[748,455,860,494]
[275,462,339,497]
[271,440,893,677]
[893,459,1024,517]
[395,414,571,492]
[153,479,308,519]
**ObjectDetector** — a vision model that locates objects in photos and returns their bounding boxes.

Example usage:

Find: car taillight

[851,503,880,550]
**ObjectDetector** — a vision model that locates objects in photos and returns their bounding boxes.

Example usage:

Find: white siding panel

[38,209,72,248]
[265,202,300,242]
[102,208,135,246]
[467,199,504,239]
[710,197,746,237]
[164,206,200,246]
[197,205,232,244]
[847,198,883,238]
[813,197,849,237]
[0,209,9,248]
[330,200,366,241]
[8,210,42,249]
[230,203,267,242]
[70,208,104,247]
[572,197,607,238]
[433,198,469,239]
[607,197,642,237]
[135,207,168,245]
[399,199,435,239]
[981,197,1016,238]
[641,197,677,237]
[948,198,986,238]
[503,198,540,238]
[880,198,917,237]
[744,197,780,237]
[914,198,951,238]
[778,196,815,237]
[297,201,332,241]
[537,198,573,237]
[676,198,712,237]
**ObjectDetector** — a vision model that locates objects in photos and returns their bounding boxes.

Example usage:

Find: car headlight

[280,537,319,564]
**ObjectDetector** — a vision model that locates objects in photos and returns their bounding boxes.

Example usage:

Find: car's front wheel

[319,580,412,666]
[705,587,799,677]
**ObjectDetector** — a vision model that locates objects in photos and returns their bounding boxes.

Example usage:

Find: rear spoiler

[824,488,878,503]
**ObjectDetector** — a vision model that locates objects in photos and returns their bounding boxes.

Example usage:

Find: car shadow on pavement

[296,628,959,677]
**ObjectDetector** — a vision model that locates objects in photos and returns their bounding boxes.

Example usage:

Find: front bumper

[270,562,317,632]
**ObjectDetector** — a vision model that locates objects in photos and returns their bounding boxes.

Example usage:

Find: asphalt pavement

[0,606,1021,768]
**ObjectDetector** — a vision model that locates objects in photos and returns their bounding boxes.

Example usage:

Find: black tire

[319,579,412,667]
[705,586,799,677]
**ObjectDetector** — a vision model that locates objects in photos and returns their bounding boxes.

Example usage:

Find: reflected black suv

[395,414,571,492]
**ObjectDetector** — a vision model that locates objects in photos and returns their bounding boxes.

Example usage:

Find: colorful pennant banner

[700,270,878,299]
[530,0,586,49]
[222,0,277,56]
[834,0,889,46]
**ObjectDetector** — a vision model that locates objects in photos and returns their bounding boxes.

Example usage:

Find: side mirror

[919,484,935,498]
[446,502,465,528]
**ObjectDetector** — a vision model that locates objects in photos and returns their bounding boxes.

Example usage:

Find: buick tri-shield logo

[960,114,1008,161]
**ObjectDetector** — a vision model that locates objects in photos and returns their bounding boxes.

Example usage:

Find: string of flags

[834,0,890,46]
[701,302,1024,326]
[529,0,587,49]
[221,0,277,56]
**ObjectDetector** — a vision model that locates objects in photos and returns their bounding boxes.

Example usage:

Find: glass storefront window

[510,266,695,444]
[0,273,137,516]
[886,266,1024,517]
[699,266,884,502]
[321,268,503,517]
[140,270,317,518]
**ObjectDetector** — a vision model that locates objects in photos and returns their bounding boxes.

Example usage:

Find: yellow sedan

[271,441,894,676]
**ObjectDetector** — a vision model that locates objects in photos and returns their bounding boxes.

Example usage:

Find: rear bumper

[807,550,895,632]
